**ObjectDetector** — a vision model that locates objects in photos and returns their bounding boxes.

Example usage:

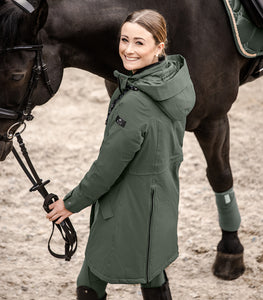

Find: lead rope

[12,132,77,261]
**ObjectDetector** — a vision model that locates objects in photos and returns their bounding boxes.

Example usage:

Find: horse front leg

[194,116,245,280]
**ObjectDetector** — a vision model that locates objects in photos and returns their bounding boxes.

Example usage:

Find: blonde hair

[122,9,168,56]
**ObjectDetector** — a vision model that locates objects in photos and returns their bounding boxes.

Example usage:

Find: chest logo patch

[116,115,126,127]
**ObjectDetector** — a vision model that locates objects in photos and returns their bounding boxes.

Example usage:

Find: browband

[12,0,36,13]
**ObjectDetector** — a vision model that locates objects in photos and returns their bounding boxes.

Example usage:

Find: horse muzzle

[0,140,13,161]
[0,108,24,161]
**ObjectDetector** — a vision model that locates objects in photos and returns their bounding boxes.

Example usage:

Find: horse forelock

[0,0,28,48]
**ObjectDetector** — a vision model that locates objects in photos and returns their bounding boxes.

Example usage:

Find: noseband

[0,43,54,141]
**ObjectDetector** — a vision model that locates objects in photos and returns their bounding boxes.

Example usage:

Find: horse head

[0,0,63,161]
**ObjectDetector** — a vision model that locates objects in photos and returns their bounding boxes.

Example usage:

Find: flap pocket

[98,198,114,220]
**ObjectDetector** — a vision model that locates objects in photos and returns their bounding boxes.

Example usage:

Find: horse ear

[26,0,48,37]
[33,0,48,36]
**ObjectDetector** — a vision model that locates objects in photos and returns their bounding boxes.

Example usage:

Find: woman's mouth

[124,55,139,61]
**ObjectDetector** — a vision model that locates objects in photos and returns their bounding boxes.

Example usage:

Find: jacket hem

[147,252,179,282]
[85,252,178,284]
[86,262,145,284]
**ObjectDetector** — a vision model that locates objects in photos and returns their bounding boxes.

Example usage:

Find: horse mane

[0,0,27,48]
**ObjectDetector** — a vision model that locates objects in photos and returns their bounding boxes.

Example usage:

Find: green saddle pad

[222,0,263,57]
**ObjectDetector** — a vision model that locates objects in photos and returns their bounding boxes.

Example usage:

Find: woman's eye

[136,41,143,45]
[121,38,128,43]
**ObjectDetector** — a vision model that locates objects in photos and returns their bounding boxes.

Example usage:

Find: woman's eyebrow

[121,35,145,41]
[134,37,145,41]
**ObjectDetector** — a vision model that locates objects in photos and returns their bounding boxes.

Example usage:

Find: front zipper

[146,188,154,282]
[105,85,138,125]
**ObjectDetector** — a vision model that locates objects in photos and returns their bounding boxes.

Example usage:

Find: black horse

[0,0,262,280]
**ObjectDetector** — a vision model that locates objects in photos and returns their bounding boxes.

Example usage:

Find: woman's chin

[123,64,136,71]
[122,60,141,72]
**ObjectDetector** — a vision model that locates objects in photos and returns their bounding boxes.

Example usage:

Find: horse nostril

[12,73,25,81]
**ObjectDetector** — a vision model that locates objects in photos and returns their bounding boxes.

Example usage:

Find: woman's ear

[157,42,165,56]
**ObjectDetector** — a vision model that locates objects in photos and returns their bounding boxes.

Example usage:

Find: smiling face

[119,22,164,73]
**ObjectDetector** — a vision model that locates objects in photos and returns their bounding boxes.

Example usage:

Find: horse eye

[12,73,25,81]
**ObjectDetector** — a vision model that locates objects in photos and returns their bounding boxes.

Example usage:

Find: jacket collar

[114,56,166,92]
[132,55,165,75]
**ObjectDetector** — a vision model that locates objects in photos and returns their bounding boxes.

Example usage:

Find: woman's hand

[46,198,73,224]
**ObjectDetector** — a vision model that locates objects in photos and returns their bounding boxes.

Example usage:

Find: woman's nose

[125,43,134,54]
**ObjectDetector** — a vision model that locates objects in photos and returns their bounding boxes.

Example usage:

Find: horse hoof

[212,251,245,280]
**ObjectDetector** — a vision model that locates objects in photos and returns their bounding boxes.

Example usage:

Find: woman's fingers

[48,201,56,210]
[54,211,72,224]
[55,216,67,225]
[46,203,60,220]
[49,213,60,222]
[46,209,56,220]
[46,198,73,224]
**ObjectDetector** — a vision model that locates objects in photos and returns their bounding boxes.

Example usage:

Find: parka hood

[114,55,196,121]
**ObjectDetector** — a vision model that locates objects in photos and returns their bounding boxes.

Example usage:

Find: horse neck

[43,0,125,80]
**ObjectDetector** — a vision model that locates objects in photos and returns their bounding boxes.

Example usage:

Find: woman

[47,9,196,300]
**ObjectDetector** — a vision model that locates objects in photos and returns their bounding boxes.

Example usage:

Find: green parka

[64,55,196,284]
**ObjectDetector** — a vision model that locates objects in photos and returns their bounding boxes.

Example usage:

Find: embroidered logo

[116,115,126,127]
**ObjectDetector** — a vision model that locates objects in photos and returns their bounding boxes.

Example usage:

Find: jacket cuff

[63,188,93,213]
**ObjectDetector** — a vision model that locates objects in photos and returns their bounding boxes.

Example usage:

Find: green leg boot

[77,286,107,300]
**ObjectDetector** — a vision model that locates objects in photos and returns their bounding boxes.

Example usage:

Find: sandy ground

[0,68,262,300]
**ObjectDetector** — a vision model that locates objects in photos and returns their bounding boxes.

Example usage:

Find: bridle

[0,0,53,134]
[0,43,78,261]
[0,43,54,141]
